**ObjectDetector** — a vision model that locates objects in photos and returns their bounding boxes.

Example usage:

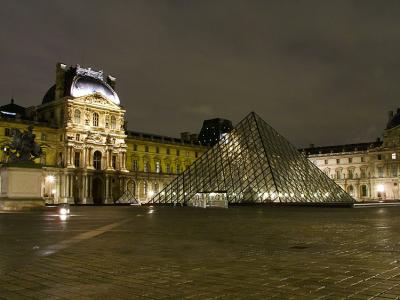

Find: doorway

[92,177,104,204]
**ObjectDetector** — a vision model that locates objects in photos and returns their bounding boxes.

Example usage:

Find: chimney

[55,63,67,100]
[107,75,116,90]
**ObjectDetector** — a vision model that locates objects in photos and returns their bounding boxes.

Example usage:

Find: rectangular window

[348,169,354,179]
[348,157,352,163]
[392,153,397,160]
[176,149,180,156]
[143,160,150,172]
[74,152,80,168]
[133,144,137,151]
[176,163,181,174]
[156,147,159,154]
[112,155,117,169]
[378,154,382,160]
[324,159,328,165]
[155,161,161,173]
[145,145,149,152]
[60,134,63,141]
[132,159,138,171]
[336,170,341,179]
[195,152,198,158]
[361,169,366,178]
[336,159,340,164]
[40,133,46,141]
[392,164,398,177]
[166,163,171,173]
[166,148,170,155]
[377,166,384,178]
[4,128,11,137]
[76,133,80,141]
[361,157,365,163]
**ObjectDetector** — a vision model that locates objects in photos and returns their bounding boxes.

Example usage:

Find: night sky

[1,1,400,147]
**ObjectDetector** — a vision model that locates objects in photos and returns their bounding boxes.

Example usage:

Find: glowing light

[377,184,385,193]
[46,175,55,183]
[148,190,154,197]
[51,189,56,194]
[59,208,68,215]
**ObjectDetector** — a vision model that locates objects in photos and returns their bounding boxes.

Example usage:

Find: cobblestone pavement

[1,206,400,299]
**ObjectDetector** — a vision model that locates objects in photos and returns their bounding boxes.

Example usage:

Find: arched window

[93,151,102,170]
[74,110,81,124]
[347,185,354,197]
[110,115,116,129]
[143,181,148,195]
[93,113,99,127]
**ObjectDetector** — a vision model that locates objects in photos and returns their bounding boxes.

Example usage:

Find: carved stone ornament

[76,65,104,81]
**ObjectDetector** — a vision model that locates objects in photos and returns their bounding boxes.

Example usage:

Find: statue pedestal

[0,165,44,211]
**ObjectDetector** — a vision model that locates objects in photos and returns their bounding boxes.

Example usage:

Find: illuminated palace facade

[0,63,207,204]
[303,111,400,201]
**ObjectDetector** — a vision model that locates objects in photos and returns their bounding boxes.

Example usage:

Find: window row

[73,109,118,129]
[131,144,199,158]
[131,158,190,174]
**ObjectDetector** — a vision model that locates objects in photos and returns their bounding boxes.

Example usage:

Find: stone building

[0,63,207,204]
[302,110,400,201]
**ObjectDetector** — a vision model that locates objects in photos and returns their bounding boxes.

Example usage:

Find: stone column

[105,175,110,203]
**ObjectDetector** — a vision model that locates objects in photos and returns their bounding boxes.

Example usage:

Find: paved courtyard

[1,205,400,299]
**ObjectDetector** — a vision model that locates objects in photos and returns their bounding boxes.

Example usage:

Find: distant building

[302,109,400,201]
[198,118,233,146]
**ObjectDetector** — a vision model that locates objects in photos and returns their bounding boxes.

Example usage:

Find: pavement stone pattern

[1,206,400,299]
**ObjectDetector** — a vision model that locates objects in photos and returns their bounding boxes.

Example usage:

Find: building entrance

[93,177,104,204]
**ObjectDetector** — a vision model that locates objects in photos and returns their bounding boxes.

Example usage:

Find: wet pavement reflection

[1,206,400,299]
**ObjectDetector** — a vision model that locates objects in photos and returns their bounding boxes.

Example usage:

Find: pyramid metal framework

[150,112,354,205]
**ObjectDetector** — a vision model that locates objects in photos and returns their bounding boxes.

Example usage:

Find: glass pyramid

[150,112,354,205]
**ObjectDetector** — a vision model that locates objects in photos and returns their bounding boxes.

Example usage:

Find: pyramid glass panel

[150,112,354,205]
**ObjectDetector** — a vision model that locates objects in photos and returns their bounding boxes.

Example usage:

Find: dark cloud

[1,0,400,147]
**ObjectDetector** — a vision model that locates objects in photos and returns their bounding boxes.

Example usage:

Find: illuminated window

[110,115,116,129]
[392,153,397,160]
[155,161,161,173]
[143,181,148,195]
[132,159,138,171]
[93,113,99,127]
[74,110,81,124]
[144,160,150,172]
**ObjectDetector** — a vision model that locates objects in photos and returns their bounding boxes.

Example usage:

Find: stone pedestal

[0,166,44,211]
